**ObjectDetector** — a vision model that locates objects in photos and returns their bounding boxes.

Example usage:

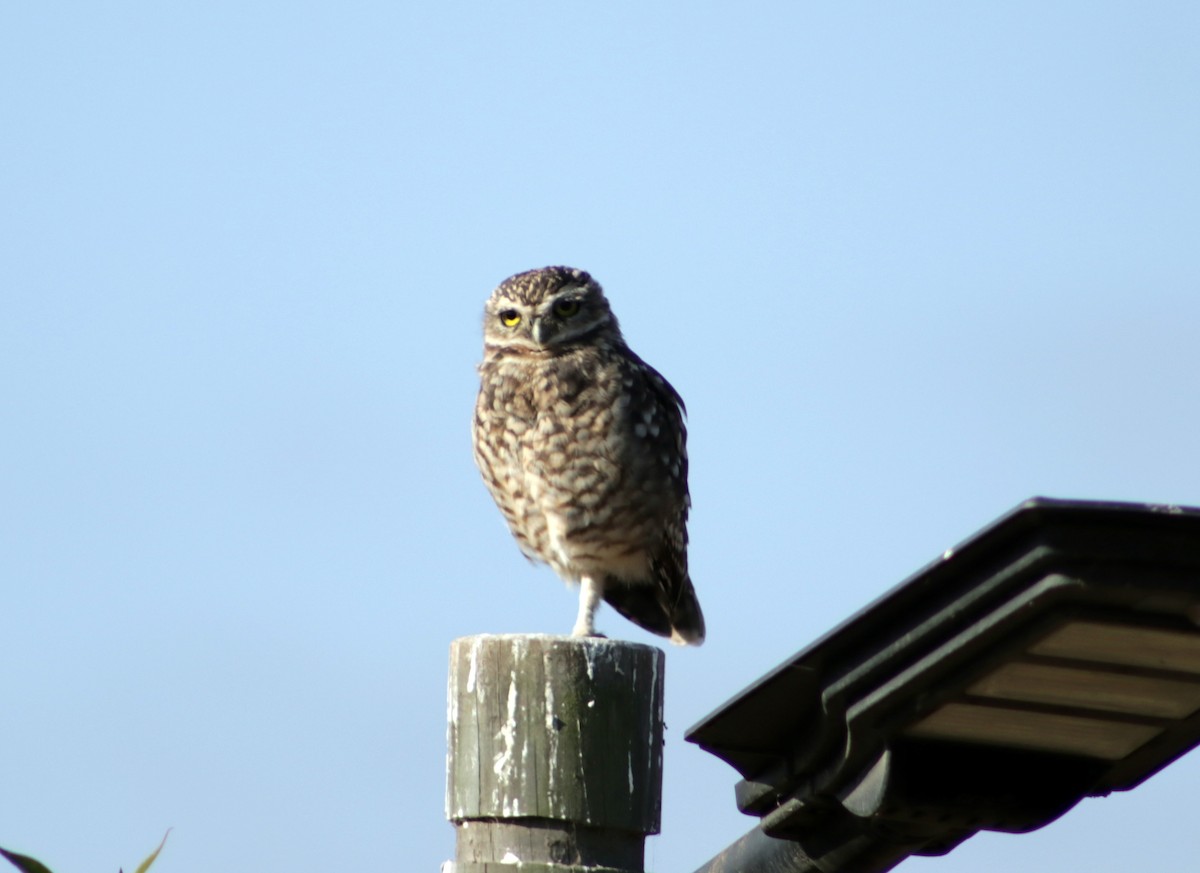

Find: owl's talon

[570,626,608,639]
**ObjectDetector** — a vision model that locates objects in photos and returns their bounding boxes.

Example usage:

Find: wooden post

[443,634,665,873]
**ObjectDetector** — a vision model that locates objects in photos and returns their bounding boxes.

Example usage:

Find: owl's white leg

[572,575,604,637]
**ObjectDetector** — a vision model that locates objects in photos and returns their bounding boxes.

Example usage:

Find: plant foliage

[0,830,170,873]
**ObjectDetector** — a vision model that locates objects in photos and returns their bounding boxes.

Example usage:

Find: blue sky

[3,3,1199,871]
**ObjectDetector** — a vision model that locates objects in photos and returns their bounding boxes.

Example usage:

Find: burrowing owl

[472,266,705,645]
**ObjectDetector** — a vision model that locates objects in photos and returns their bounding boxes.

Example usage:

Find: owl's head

[482,266,623,355]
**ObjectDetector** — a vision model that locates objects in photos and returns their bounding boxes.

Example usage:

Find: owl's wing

[621,350,690,504]
[602,352,705,645]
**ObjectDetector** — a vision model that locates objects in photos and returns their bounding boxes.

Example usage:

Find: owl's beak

[531,318,553,345]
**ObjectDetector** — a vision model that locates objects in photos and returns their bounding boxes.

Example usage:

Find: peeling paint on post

[443,634,665,873]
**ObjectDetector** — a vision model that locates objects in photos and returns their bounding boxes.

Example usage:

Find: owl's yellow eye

[500,310,521,327]
[553,299,581,318]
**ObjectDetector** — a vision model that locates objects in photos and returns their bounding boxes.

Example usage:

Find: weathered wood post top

[443,634,666,873]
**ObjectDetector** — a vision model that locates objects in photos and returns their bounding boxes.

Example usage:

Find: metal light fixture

[687,498,1200,873]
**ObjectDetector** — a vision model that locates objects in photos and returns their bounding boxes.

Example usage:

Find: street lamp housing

[687,498,1200,859]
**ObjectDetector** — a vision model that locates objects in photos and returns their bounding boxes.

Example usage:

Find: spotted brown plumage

[472,266,705,645]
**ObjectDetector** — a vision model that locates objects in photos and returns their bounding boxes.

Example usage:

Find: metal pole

[690,820,912,873]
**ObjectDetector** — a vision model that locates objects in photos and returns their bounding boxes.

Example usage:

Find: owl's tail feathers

[602,576,706,647]
[668,583,706,646]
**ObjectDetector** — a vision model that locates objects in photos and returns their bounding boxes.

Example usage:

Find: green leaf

[0,847,55,873]
[131,830,171,873]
